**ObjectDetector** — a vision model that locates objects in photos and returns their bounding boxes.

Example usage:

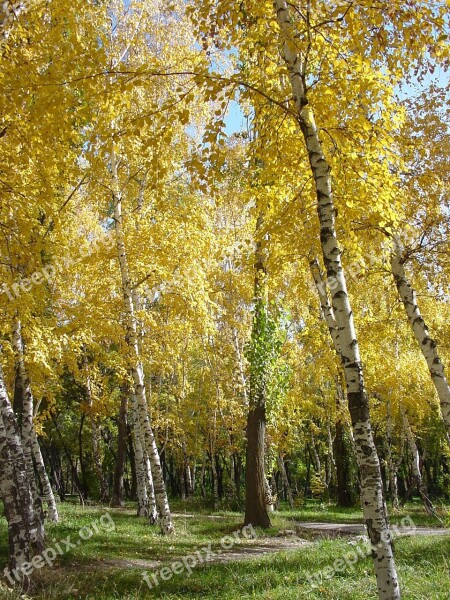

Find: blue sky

[225,100,245,135]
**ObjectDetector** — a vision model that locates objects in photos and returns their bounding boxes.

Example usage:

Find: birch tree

[391,241,450,442]
[273,2,399,596]
[0,357,37,582]
[12,321,58,522]
[111,146,174,534]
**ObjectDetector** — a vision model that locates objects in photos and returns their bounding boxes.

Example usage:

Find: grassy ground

[0,500,448,599]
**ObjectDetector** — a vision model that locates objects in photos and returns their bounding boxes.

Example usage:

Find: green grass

[0,501,448,599]
[272,498,450,528]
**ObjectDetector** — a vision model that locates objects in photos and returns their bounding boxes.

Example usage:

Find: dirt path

[47,535,311,575]
[32,520,449,582]
[294,522,450,538]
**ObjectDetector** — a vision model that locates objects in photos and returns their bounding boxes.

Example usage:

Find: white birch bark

[111,146,173,534]
[181,438,193,498]
[0,358,34,578]
[30,429,58,522]
[391,241,450,442]
[130,395,149,517]
[310,258,341,355]
[12,324,58,522]
[143,450,158,524]
[12,321,47,542]
[264,475,275,512]
[274,3,400,597]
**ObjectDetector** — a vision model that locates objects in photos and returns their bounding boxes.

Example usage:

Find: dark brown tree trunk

[112,393,128,507]
[52,415,86,501]
[127,426,137,500]
[334,419,354,507]
[244,213,271,528]
[78,413,89,499]
[244,404,271,528]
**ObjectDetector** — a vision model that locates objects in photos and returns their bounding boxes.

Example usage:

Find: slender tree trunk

[200,453,207,498]
[311,263,353,505]
[334,377,354,507]
[326,420,337,489]
[48,444,65,502]
[310,429,327,490]
[127,430,137,501]
[143,451,157,524]
[385,399,400,510]
[52,414,85,501]
[277,453,294,508]
[84,362,108,503]
[192,462,197,493]
[111,146,172,533]
[112,392,128,507]
[401,409,435,515]
[274,3,399,597]
[78,412,89,499]
[210,442,219,507]
[244,213,271,528]
[391,241,450,442]
[181,438,193,498]
[30,430,58,521]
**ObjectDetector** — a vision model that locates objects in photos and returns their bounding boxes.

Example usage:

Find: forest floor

[0,499,449,600]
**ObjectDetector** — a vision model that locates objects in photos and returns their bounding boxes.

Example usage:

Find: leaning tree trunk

[143,450,158,524]
[30,429,59,521]
[111,146,173,534]
[401,408,435,515]
[274,3,399,597]
[0,359,35,581]
[310,262,353,505]
[391,241,450,442]
[244,213,271,529]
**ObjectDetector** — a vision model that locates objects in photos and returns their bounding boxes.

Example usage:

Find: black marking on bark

[333,290,347,299]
